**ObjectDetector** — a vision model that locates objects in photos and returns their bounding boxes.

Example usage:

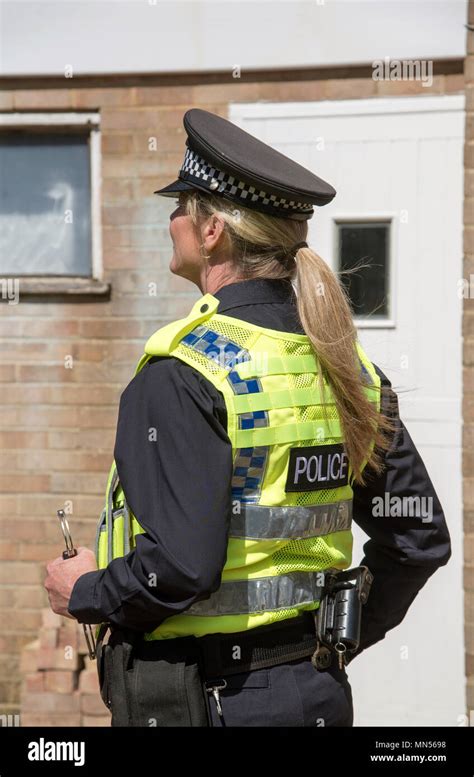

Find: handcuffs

[311,565,373,670]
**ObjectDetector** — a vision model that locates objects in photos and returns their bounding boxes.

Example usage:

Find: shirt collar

[212,278,296,313]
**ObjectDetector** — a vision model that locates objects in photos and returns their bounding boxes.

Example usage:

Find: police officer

[45,108,451,727]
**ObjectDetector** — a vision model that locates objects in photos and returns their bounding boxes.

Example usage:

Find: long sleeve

[68,356,233,630]
[346,364,452,663]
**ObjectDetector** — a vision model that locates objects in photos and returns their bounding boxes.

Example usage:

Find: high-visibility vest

[95,292,381,640]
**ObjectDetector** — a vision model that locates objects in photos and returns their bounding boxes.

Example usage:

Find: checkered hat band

[180,147,314,215]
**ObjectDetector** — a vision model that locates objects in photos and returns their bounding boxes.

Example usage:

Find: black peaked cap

[154,108,336,220]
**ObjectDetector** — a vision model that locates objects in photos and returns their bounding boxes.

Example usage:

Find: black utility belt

[197,610,318,681]
[197,565,373,681]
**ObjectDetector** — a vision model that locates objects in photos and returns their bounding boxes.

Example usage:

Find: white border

[332,212,397,329]
[0,112,102,278]
[232,95,466,120]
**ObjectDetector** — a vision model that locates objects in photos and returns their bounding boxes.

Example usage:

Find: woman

[45,109,451,727]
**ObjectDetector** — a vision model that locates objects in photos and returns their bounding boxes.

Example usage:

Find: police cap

[154,108,336,220]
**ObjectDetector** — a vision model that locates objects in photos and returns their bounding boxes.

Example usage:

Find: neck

[197,262,244,296]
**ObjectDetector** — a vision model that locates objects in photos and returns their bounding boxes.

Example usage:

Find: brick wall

[465,0,474,717]
[0,63,465,718]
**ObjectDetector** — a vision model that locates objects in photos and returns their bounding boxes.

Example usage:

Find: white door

[230,96,465,726]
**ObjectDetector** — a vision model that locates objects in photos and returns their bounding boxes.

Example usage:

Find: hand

[45,547,98,619]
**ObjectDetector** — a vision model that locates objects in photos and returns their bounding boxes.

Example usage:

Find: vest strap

[237,355,318,378]
[231,386,327,413]
[234,419,342,447]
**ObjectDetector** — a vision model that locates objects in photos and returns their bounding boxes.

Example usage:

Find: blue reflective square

[182,332,199,346]
[241,418,256,429]
[239,447,253,457]
[245,380,260,394]
[224,353,241,369]
[234,467,248,477]
[253,410,266,419]
[244,477,259,489]
[228,370,242,384]
[224,342,241,356]
[204,343,221,359]
[250,456,264,468]
[202,330,219,343]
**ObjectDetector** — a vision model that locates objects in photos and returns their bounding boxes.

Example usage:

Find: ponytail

[294,246,395,484]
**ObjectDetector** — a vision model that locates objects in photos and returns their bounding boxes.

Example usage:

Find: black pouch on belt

[96,626,211,727]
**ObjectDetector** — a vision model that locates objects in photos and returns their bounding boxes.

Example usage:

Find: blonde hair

[183,189,395,485]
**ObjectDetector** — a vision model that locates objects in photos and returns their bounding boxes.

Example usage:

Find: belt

[196,610,319,681]
[97,610,323,682]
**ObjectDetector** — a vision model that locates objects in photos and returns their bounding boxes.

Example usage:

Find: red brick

[39,628,58,650]
[24,672,45,693]
[22,691,80,714]
[20,543,61,562]
[0,540,18,560]
[0,474,50,494]
[21,713,82,727]
[82,714,111,727]
[0,495,18,516]
[0,431,48,449]
[15,587,47,609]
[0,609,42,631]
[101,107,181,131]
[57,627,80,651]
[79,668,100,694]
[16,449,110,473]
[134,85,193,106]
[41,607,63,629]
[37,647,80,671]
[13,90,73,109]
[0,364,15,381]
[50,472,106,495]
[44,670,76,694]
[0,588,15,607]
[102,178,135,202]
[81,693,107,716]
[19,640,40,673]
[102,134,134,154]
[72,87,135,109]
[0,563,43,585]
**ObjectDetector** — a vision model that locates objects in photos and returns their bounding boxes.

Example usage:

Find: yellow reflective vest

[95,292,381,640]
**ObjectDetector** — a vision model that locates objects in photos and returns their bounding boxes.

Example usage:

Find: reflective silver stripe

[107,466,119,565]
[183,571,326,617]
[123,500,131,555]
[229,500,352,540]
[94,509,106,561]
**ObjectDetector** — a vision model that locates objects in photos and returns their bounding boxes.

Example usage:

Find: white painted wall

[0,0,467,77]
[230,96,465,726]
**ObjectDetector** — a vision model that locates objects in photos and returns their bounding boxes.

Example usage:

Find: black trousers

[97,627,354,728]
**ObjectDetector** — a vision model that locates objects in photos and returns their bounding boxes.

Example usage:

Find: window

[0,113,103,290]
[335,220,391,321]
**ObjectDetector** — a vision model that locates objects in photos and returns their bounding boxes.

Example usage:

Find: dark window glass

[337,222,389,318]
[0,132,92,276]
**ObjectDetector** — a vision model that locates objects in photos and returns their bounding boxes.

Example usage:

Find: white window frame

[332,213,397,329]
[0,112,102,279]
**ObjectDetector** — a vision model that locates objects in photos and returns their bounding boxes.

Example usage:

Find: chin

[169,254,179,275]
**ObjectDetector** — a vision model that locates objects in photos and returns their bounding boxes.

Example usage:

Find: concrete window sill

[1,277,111,299]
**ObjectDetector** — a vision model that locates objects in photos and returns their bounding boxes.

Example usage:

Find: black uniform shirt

[69,278,452,661]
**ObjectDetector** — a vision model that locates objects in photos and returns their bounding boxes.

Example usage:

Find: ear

[202,213,226,251]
